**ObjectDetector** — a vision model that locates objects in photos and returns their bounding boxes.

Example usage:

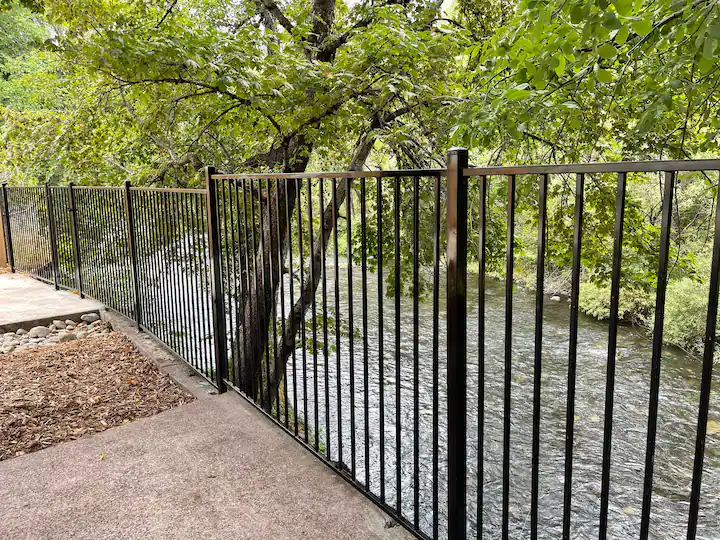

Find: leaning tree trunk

[236,118,380,409]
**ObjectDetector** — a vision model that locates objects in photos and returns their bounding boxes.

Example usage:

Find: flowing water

[282,264,720,539]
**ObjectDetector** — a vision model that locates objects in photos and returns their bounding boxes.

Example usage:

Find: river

[281,264,720,539]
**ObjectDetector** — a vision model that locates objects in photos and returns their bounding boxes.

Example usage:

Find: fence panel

[73,187,134,318]
[212,171,449,539]
[131,188,215,382]
[4,187,53,283]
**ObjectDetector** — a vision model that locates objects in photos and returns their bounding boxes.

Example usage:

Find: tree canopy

[2,0,720,357]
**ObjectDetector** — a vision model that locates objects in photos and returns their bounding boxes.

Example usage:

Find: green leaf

[602,12,622,30]
[596,68,613,83]
[612,0,632,16]
[703,37,717,60]
[631,18,653,36]
[615,25,630,46]
[699,56,714,74]
[505,87,533,100]
[710,24,720,39]
[570,5,585,24]
[598,43,617,59]
[555,54,566,76]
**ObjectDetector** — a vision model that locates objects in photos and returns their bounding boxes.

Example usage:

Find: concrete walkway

[0,272,102,332]
[0,393,411,540]
[0,272,411,540]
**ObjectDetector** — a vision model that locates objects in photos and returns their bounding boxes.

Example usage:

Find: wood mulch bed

[0,332,194,461]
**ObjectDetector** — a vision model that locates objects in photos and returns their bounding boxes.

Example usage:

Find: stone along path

[0,312,108,355]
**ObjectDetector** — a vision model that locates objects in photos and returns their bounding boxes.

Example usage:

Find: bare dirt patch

[0,332,194,461]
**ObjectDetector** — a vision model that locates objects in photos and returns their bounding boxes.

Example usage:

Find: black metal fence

[1,150,718,540]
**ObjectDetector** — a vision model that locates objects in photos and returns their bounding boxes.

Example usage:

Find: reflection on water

[283,263,719,539]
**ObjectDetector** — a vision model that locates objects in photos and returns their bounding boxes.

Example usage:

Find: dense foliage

[2,0,720,359]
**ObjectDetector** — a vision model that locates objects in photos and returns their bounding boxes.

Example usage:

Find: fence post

[1,182,13,272]
[45,183,60,289]
[206,166,228,393]
[123,181,142,329]
[67,182,84,297]
[446,147,468,538]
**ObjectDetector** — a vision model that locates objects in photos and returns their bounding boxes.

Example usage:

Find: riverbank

[484,264,717,363]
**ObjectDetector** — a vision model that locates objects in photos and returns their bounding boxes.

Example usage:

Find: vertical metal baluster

[377,176,386,503]
[162,193,174,349]
[139,192,154,334]
[170,194,185,357]
[182,193,199,370]
[259,181,272,411]
[332,179,343,467]
[284,179,298,432]
[187,194,202,372]
[67,182,83,297]
[563,173,585,540]
[249,181,263,407]
[232,181,244,390]
[274,179,288,427]
[476,174,487,540]
[297,178,308,440]
[599,172,627,539]
[360,176,370,490]
[447,149,469,539]
[194,193,211,376]
[1,183,15,272]
[308,178,319,449]
[45,183,60,290]
[686,170,720,540]
[320,180,330,459]
[155,192,168,345]
[394,175,402,515]
[206,168,228,393]
[221,181,235,386]
[531,174,549,539]
[502,174,516,540]
[229,181,241,388]
[123,182,142,328]
[412,174,420,527]
[347,177,356,479]
[639,171,675,540]
[179,194,194,366]
[241,179,255,398]
[268,179,280,420]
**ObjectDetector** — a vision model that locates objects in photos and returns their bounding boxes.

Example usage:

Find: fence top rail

[210,158,720,181]
[129,186,207,194]
[71,185,123,191]
[211,168,446,180]
[464,158,720,176]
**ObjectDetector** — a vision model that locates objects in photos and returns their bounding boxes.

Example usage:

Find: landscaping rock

[15,328,27,335]
[76,330,88,339]
[80,313,100,323]
[53,320,67,329]
[65,320,76,328]
[58,333,77,343]
[551,295,561,302]
[48,324,57,331]
[28,326,50,338]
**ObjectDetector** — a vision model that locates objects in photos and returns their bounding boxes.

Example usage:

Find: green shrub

[663,278,719,355]
[578,281,654,326]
